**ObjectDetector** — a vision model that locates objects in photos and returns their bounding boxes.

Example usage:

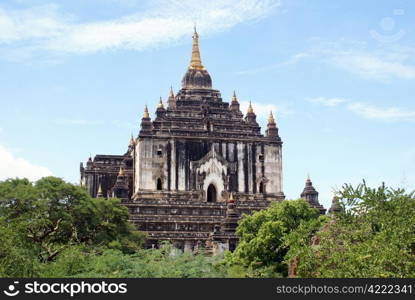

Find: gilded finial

[189,26,204,70]
[231,90,238,104]
[129,134,135,146]
[143,105,149,118]
[229,192,234,202]
[88,153,92,161]
[158,97,164,109]
[247,101,254,114]
[97,183,102,194]
[119,167,125,176]
[169,86,174,98]
[268,110,275,124]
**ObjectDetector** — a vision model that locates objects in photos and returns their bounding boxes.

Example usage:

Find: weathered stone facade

[80,29,284,251]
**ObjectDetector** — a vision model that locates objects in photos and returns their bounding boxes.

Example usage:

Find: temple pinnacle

[158,97,164,109]
[268,110,275,124]
[232,90,238,104]
[247,101,254,114]
[143,105,149,118]
[119,167,125,176]
[189,26,204,70]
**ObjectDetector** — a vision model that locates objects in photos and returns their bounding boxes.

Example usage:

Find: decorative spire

[157,97,164,109]
[300,176,326,215]
[231,91,238,104]
[247,101,254,114]
[118,167,125,176]
[143,105,149,119]
[266,110,279,138]
[88,153,92,162]
[129,134,135,146]
[97,183,103,197]
[189,26,204,70]
[268,111,275,124]
[169,86,174,98]
[228,192,235,203]
[329,192,342,215]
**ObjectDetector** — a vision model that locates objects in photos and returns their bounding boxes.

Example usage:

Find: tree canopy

[223,199,322,277]
[0,177,146,277]
[284,181,415,277]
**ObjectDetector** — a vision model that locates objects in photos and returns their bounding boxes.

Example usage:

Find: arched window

[157,178,162,191]
[207,184,217,203]
[259,181,265,193]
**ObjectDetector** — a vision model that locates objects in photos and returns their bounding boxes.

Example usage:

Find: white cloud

[0,0,280,57]
[0,144,53,181]
[326,52,415,81]
[308,97,347,107]
[347,102,415,121]
[237,39,415,81]
[308,96,415,122]
[236,52,308,75]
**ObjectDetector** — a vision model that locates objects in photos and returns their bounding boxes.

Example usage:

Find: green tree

[40,243,227,278]
[224,199,321,277]
[0,177,145,276]
[285,181,415,277]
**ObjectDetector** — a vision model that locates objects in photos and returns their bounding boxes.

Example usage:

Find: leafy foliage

[285,181,415,277]
[0,177,145,276]
[224,199,321,277]
[39,243,226,278]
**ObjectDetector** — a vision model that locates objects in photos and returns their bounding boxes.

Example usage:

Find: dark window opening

[157,178,162,190]
[207,184,217,203]
[259,154,264,161]
[259,181,265,193]
[157,148,162,157]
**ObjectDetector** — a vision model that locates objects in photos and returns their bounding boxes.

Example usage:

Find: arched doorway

[157,178,162,190]
[207,184,217,202]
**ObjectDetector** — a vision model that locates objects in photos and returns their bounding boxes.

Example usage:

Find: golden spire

[129,134,135,146]
[119,167,125,176]
[97,183,102,194]
[231,90,238,104]
[189,26,204,70]
[247,101,254,114]
[169,86,174,98]
[229,192,234,201]
[143,105,149,118]
[158,97,164,108]
[268,110,275,124]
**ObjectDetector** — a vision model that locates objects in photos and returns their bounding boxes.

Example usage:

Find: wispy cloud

[309,96,415,122]
[307,97,347,107]
[0,144,53,181]
[347,102,415,121]
[237,39,415,81]
[323,47,415,81]
[0,0,280,60]
[236,52,308,75]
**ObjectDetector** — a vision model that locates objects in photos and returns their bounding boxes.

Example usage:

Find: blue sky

[0,0,414,208]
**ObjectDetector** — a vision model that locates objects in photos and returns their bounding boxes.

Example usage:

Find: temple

[80,29,325,252]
